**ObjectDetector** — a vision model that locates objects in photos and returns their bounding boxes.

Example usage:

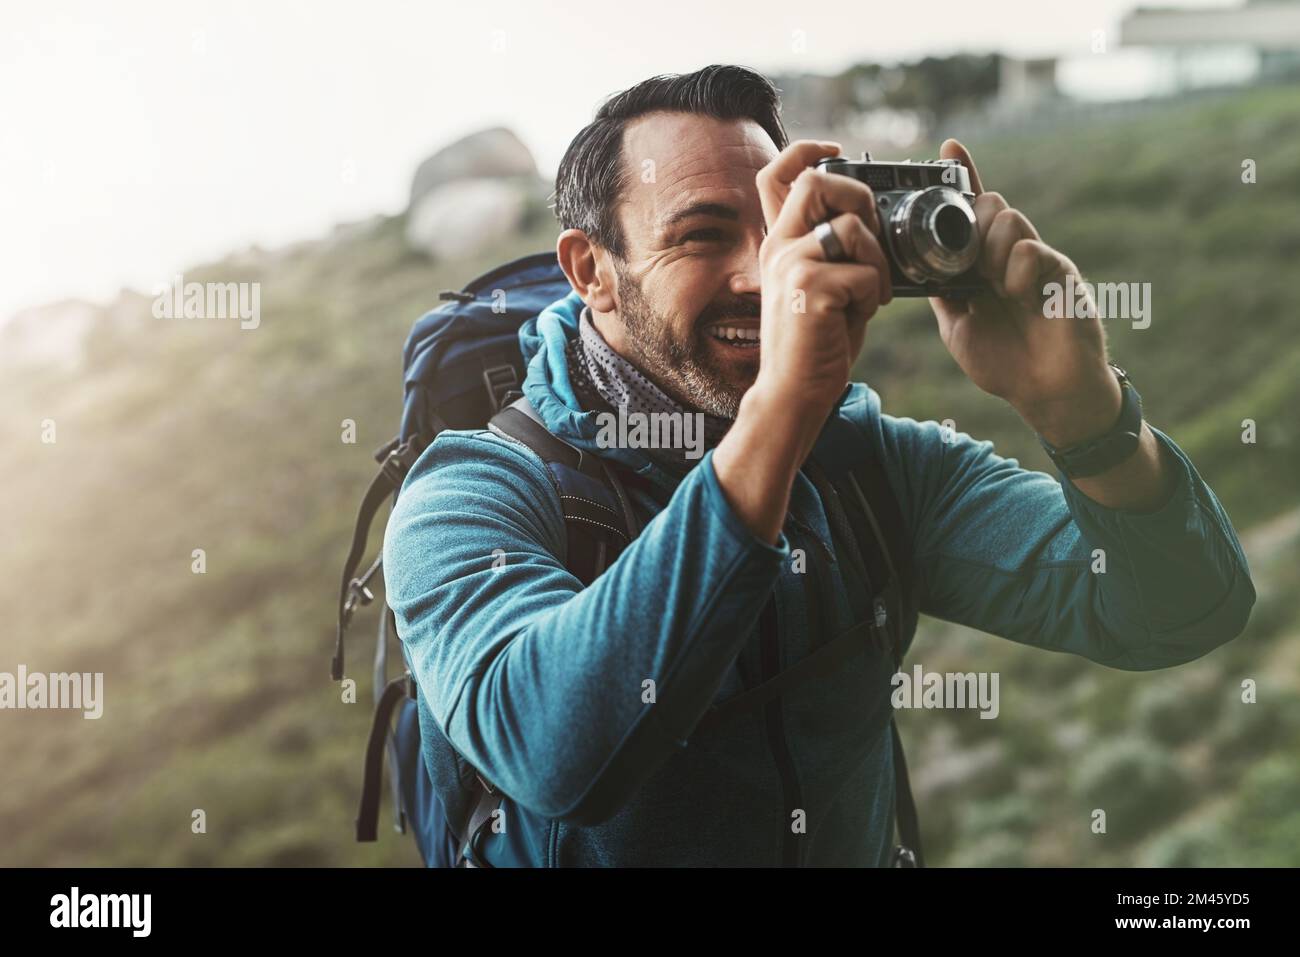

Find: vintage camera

[815,152,984,298]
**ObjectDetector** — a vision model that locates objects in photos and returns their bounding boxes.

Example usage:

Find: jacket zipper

[758,598,803,867]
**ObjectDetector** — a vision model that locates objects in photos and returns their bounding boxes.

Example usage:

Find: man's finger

[1004,238,1075,307]
[832,262,884,323]
[973,191,1010,249]
[795,262,883,317]
[769,168,880,242]
[792,211,893,303]
[756,139,842,227]
[983,207,1040,294]
[939,138,983,196]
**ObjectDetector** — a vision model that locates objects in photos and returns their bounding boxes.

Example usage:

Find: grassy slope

[0,85,1296,866]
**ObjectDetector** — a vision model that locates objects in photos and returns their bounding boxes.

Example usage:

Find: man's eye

[682,229,725,243]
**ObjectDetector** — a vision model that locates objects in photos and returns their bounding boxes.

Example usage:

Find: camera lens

[934,205,972,252]
[886,186,980,285]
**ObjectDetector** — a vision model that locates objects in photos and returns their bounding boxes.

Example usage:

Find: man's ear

[557,229,616,313]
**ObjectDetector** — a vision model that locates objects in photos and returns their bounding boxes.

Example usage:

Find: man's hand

[929,138,1122,448]
[753,140,892,427]
[934,139,1175,510]
[713,139,891,542]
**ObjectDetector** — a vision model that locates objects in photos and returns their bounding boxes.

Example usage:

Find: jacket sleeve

[382,429,788,825]
[861,391,1256,670]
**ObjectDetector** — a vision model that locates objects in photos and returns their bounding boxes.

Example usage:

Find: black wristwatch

[1038,363,1143,479]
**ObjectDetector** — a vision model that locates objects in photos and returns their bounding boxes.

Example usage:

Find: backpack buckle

[342,577,376,626]
[372,436,400,465]
[891,845,918,868]
[482,364,519,413]
[380,440,420,486]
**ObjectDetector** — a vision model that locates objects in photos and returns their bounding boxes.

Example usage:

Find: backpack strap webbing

[332,428,438,682]
[890,721,923,868]
[694,452,914,728]
[354,398,636,857]
[423,397,639,866]
[693,614,881,733]
[808,454,924,868]
[488,397,637,584]
[355,670,416,841]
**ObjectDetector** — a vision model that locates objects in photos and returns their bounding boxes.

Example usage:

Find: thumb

[939,138,983,196]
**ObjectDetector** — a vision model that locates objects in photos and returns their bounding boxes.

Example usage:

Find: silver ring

[814,220,846,262]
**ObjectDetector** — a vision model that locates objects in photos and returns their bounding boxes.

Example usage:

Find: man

[383,65,1255,866]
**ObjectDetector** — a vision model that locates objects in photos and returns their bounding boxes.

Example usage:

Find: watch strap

[1039,364,1143,479]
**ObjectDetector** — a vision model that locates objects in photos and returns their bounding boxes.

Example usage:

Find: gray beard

[613,262,748,420]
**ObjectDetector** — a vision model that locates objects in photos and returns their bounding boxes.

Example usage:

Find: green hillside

[1,83,1296,866]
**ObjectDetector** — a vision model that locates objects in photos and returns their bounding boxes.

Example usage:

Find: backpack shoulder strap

[332,432,434,682]
[803,404,915,667]
[829,453,913,665]
[823,447,924,868]
[488,396,638,584]
[696,429,925,867]
[414,396,641,866]
[692,446,914,731]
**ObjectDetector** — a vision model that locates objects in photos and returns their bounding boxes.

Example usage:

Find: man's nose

[729,268,760,298]
[728,244,762,297]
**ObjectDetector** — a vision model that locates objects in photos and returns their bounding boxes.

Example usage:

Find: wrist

[742,378,829,456]
[712,382,820,544]
[729,383,816,482]
[1016,371,1123,448]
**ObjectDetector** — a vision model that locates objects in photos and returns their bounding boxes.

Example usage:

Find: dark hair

[553,64,788,259]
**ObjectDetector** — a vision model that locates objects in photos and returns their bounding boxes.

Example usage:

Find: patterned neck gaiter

[566,305,732,473]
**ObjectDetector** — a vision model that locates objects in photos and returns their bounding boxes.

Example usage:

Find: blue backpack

[331,252,925,867]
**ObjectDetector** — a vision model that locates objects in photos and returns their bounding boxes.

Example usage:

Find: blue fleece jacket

[382,289,1256,866]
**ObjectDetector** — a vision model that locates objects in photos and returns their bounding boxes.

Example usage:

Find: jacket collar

[519,291,672,487]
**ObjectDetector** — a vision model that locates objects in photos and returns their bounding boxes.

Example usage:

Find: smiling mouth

[705,324,760,349]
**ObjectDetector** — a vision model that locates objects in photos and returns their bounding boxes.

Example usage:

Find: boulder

[405,179,532,261]
[404,127,543,259]
[408,127,538,209]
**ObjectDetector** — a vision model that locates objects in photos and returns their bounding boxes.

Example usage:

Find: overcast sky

[0,0,1236,320]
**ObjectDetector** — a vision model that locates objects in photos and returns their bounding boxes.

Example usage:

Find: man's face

[605,112,777,418]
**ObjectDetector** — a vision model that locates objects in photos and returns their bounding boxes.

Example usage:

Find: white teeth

[709,326,760,342]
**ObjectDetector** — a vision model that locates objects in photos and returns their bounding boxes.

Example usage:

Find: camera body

[816,153,985,298]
